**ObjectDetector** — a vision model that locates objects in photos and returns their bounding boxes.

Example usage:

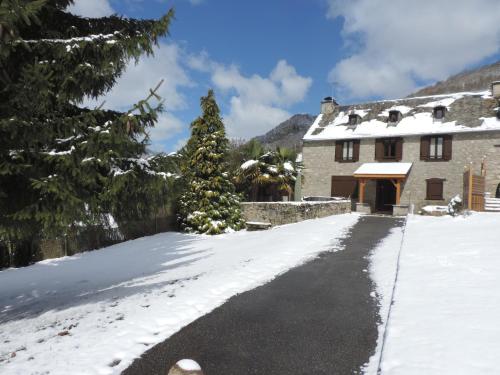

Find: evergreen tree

[0,1,174,260]
[178,90,245,235]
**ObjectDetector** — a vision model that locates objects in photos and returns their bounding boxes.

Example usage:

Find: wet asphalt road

[123,215,404,375]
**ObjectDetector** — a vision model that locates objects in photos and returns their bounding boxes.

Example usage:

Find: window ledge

[425,158,450,162]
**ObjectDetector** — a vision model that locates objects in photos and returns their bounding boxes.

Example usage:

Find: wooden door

[376,180,396,212]
[331,176,358,198]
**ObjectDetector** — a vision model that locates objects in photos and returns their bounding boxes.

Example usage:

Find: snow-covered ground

[367,213,500,375]
[0,214,358,375]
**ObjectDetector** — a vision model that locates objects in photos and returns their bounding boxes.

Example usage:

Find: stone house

[301,82,500,214]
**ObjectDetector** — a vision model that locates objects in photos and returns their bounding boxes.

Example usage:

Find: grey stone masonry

[393,204,409,216]
[302,131,500,212]
[241,200,351,226]
[355,203,372,214]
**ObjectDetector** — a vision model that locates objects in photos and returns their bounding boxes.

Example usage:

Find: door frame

[375,179,396,212]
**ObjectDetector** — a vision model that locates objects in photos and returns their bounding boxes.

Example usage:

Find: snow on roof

[354,162,413,176]
[304,90,500,141]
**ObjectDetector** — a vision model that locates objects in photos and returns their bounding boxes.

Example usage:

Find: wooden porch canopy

[353,163,413,205]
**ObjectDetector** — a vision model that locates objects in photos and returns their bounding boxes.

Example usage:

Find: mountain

[409,60,500,97]
[253,114,315,151]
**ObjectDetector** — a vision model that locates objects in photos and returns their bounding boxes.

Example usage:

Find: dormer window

[434,106,446,120]
[388,110,401,123]
[348,114,361,126]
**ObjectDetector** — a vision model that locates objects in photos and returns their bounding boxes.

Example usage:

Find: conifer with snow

[178,90,245,235]
[0,1,173,256]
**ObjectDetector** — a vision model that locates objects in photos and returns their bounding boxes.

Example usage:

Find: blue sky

[69,0,500,153]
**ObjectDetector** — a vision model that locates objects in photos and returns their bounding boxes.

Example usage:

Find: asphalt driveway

[123,215,404,375]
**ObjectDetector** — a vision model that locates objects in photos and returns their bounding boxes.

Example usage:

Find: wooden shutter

[443,135,453,161]
[426,178,444,200]
[331,176,358,198]
[375,139,384,161]
[335,141,342,162]
[420,136,430,160]
[353,140,360,162]
[395,138,403,161]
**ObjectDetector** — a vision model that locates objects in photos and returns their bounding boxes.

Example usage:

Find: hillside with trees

[409,60,500,97]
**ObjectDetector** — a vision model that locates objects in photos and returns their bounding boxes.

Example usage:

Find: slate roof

[304,90,500,141]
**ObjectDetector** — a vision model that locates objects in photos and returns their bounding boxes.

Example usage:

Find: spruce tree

[179,90,245,235]
[0,1,174,257]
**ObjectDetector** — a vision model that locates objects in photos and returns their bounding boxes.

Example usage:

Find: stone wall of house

[302,131,500,212]
[240,200,351,226]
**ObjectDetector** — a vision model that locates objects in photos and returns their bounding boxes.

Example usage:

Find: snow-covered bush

[447,195,463,216]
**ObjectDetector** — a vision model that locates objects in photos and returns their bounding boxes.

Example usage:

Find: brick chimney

[492,81,500,99]
[320,96,338,115]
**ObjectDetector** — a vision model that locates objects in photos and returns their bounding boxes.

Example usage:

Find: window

[434,106,446,120]
[429,136,444,159]
[383,139,397,159]
[342,141,354,161]
[375,138,403,161]
[420,135,452,161]
[388,110,400,123]
[426,178,444,200]
[348,114,360,126]
[335,140,360,162]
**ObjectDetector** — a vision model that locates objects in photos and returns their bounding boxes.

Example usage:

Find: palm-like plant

[234,141,300,201]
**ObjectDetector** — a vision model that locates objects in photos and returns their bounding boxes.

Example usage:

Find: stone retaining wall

[240,200,351,226]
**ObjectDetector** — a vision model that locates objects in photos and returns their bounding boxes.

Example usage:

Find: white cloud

[209,60,312,139]
[66,0,114,17]
[147,112,184,152]
[187,50,215,72]
[88,43,192,112]
[326,0,500,99]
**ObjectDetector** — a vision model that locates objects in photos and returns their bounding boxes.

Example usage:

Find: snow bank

[0,214,358,375]
[240,159,258,170]
[367,213,500,375]
[363,226,405,375]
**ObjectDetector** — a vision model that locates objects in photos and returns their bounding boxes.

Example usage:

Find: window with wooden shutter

[352,140,360,162]
[335,140,360,162]
[375,139,384,161]
[421,135,452,161]
[420,136,430,160]
[375,138,402,161]
[335,141,342,161]
[443,135,452,161]
[395,138,403,161]
[426,178,444,200]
